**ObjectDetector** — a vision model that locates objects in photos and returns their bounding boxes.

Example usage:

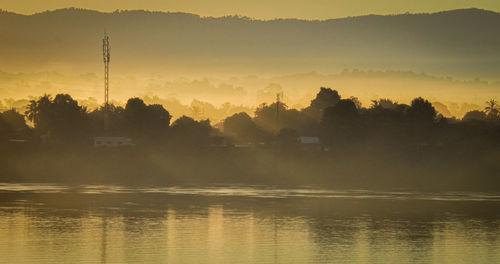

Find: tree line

[1,88,499,151]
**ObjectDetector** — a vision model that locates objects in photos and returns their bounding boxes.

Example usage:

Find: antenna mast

[103,31,111,132]
[276,93,281,131]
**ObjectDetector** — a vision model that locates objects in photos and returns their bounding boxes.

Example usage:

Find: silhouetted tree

[223,112,264,143]
[145,104,171,137]
[485,99,499,119]
[303,87,341,120]
[364,99,406,138]
[281,108,319,136]
[253,102,317,136]
[170,116,211,147]
[123,98,171,140]
[463,110,487,122]
[0,109,30,140]
[89,104,126,135]
[322,99,359,125]
[25,94,90,143]
[406,97,436,125]
[321,99,359,145]
[1,109,28,131]
[371,98,398,110]
[349,96,362,109]
[26,94,52,133]
[124,97,149,136]
[253,102,288,133]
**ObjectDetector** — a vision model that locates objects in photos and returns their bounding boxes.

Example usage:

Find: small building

[298,136,320,144]
[94,137,133,148]
[298,136,322,151]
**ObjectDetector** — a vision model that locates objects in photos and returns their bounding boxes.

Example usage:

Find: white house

[297,136,323,151]
[298,136,320,144]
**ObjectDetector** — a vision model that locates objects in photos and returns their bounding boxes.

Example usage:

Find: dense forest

[1,88,500,191]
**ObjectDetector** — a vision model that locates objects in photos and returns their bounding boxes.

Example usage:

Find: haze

[2,2,500,264]
[1,7,499,120]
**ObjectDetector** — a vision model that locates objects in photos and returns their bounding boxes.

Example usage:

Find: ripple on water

[0,183,68,193]
[0,183,500,202]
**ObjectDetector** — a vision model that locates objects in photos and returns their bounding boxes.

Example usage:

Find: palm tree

[25,94,51,129]
[484,99,499,117]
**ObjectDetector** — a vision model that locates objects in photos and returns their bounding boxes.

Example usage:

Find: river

[0,183,499,263]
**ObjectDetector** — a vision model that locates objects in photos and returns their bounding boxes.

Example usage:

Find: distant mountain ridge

[1,8,500,78]
[2,7,498,21]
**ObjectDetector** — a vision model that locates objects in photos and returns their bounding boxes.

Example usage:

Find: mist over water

[1,184,500,263]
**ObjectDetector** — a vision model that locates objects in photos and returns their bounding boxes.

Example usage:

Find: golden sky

[2,0,499,19]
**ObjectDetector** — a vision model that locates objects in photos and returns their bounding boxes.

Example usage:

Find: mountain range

[1,8,500,79]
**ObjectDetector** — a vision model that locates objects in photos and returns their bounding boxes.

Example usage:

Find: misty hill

[1,8,500,78]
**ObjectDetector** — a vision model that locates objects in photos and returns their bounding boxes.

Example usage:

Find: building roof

[298,136,320,144]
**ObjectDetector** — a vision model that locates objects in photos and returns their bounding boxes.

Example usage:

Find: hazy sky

[2,0,499,19]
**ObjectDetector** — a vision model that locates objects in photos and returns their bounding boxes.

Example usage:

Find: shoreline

[2,146,499,193]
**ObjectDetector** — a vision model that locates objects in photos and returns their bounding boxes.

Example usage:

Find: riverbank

[2,144,499,192]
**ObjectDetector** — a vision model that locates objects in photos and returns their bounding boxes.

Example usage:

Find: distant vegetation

[1,69,497,120]
[1,88,499,191]
[2,87,498,146]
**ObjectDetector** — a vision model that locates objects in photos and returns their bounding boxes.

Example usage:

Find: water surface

[0,184,499,263]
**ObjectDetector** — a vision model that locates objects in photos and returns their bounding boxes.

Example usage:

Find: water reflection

[0,189,499,263]
[2,183,500,201]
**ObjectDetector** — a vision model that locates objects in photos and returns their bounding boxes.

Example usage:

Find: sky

[1,0,499,19]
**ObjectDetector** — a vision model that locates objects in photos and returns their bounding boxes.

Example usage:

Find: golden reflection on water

[0,193,499,263]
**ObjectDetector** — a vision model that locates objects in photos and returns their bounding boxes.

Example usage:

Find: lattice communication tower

[103,32,111,132]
